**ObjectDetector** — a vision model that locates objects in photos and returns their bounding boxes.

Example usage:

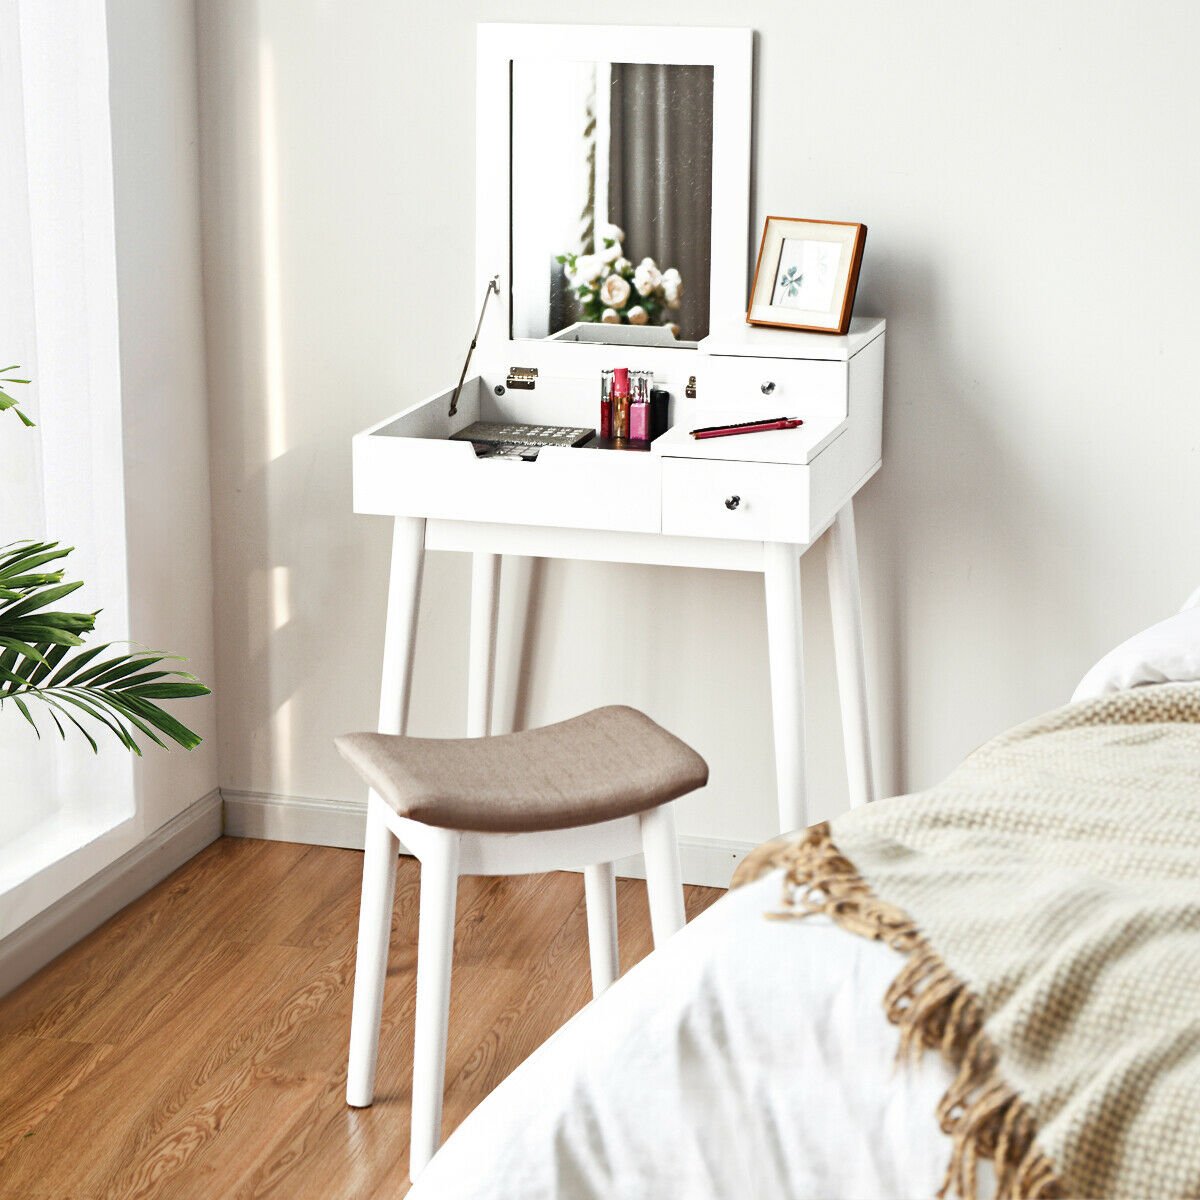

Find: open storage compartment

[353,375,663,533]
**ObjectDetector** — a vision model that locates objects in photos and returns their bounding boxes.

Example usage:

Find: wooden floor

[0,837,723,1199]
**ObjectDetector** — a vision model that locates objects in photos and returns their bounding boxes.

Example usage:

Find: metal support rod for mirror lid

[448,275,500,418]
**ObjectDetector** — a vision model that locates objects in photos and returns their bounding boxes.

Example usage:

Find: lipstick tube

[612,367,631,439]
[600,368,614,439]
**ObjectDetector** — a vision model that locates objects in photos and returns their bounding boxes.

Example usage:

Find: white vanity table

[352,24,883,840]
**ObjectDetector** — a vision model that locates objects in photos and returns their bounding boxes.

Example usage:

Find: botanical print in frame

[747,217,867,334]
[770,238,843,313]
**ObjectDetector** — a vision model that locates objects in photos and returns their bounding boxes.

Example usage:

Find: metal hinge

[506,366,539,390]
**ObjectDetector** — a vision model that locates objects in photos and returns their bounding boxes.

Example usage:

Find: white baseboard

[222,788,370,850]
[0,789,223,998]
[221,788,751,889]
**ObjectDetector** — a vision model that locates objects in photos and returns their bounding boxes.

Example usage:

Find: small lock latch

[506,366,539,390]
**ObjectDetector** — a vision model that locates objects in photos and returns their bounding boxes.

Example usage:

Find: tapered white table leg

[379,516,427,737]
[826,501,876,807]
[466,552,501,737]
[346,797,400,1107]
[583,862,619,996]
[346,515,426,1108]
[763,542,807,833]
[409,829,461,1182]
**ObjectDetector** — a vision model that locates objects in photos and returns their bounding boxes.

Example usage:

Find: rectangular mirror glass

[510,60,714,349]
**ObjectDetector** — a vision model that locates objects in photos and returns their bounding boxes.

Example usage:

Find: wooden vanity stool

[336,704,708,1180]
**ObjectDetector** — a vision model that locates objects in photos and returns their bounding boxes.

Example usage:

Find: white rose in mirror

[600,307,621,324]
[633,258,662,297]
[597,222,625,245]
[599,274,632,309]
[614,257,632,275]
[572,254,603,285]
[661,267,683,309]
[626,305,649,325]
[599,240,623,265]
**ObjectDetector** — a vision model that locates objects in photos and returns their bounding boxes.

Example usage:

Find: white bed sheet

[410,869,968,1200]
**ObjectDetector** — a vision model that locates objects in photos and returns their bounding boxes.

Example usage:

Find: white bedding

[410,869,967,1200]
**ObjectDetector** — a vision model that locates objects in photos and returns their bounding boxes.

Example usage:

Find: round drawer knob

[725,495,741,511]
[761,381,776,395]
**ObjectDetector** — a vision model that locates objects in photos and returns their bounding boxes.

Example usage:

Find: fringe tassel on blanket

[762,824,1064,1200]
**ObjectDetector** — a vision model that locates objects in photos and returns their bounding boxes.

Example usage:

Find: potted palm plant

[1,367,208,752]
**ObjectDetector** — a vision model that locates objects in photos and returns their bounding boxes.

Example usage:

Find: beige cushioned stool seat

[336,705,709,834]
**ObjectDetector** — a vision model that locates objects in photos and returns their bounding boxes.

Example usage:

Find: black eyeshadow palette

[451,421,595,460]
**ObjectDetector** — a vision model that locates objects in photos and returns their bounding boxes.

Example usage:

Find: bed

[408,868,955,1199]
[408,598,1200,1200]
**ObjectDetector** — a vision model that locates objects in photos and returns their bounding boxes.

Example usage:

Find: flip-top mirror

[511,60,714,348]
[477,25,752,361]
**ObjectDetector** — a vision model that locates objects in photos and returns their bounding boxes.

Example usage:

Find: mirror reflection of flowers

[557,223,683,336]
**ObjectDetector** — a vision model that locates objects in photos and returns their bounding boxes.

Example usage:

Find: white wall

[196,1,1200,856]
[107,0,218,835]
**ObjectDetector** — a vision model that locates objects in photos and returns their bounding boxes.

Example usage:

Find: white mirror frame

[475,23,752,376]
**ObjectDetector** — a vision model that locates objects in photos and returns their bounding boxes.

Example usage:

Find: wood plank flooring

[0,837,723,1199]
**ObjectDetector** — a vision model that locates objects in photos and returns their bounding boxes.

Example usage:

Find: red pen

[690,417,803,440]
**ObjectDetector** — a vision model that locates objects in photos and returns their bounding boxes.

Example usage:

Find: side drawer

[661,458,811,543]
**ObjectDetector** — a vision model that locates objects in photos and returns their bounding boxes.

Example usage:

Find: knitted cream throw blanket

[737,683,1200,1200]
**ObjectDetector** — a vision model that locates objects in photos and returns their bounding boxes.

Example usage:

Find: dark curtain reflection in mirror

[608,65,712,343]
[510,61,714,347]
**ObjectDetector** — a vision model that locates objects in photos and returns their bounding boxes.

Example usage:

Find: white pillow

[1073,605,1200,702]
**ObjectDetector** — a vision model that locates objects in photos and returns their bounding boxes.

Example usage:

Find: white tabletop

[700,317,886,362]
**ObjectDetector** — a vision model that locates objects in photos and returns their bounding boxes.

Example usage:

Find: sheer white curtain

[0,0,135,934]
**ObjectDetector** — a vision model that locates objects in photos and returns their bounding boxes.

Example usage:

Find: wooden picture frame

[746,216,867,335]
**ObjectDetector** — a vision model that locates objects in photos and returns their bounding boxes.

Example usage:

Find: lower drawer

[660,458,811,543]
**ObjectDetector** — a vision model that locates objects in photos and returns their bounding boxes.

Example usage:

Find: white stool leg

[763,542,808,833]
[409,828,461,1182]
[826,500,876,807]
[466,553,501,737]
[583,862,619,996]
[640,805,685,947]
[346,796,399,1107]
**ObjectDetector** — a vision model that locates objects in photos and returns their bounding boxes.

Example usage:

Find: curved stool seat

[337,706,708,1183]
[336,704,709,833]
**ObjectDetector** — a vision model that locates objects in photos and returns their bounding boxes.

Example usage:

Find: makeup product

[690,417,804,440]
[629,369,652,441]
[650,388,670,439]
[599,368,614,439]
[612,367,631,439]
[451,421,595,459]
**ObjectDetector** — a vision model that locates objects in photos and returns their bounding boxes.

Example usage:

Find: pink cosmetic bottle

[630,369,652,441]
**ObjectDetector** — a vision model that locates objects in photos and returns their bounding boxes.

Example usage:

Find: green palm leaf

[0,540,208,752]
[0,364,33,426]
[3,373,207,754]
